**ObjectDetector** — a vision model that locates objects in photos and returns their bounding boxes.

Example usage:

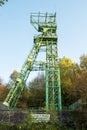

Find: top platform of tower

[30,12,57,32]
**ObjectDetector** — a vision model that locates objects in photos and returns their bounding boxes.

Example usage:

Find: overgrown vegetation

[0,55,87,129]
[1,55,87,109]
[0,110,86,130]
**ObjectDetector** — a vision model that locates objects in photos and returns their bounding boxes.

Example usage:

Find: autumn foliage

[0,54,87,109]
[0,83,9,102]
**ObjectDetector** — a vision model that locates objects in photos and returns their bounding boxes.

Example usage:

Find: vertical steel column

[46,40,62,110]
[31,12,62,110]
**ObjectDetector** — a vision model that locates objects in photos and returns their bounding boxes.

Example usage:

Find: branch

[0,0,8,6]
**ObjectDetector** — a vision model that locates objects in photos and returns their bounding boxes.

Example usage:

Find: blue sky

[0,0,87,83]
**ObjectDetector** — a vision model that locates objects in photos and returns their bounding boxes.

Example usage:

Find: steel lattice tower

[31,12,62,110]
[3,12,62,110]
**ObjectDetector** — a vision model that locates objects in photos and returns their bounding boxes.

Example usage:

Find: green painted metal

[31,12,62,110]
[3,41,42,108]
[3,12,62,110]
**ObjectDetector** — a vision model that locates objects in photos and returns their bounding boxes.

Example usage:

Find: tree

[7,70,19,88]
[10,70,19,81]
[80,54,87,70]
[59,56,77,106]
[0,0,8,6]
[72,54,87,102]
[17,88,31,108]
[75,71,87,98]
[17,74,45,109]
[27,74,45,108]
[68,54,87,108]
[0,77,9,102]
[0,83,9,102]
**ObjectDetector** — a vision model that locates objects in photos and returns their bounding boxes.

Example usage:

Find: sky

[0,0,87,83]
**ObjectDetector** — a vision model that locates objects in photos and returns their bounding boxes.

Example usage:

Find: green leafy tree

[19,104,60,130]
[0,0,8,6]
[20,111,36,130]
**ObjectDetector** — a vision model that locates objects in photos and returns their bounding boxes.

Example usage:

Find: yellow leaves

[10,70,19,81]
[59,57,77,101]
[0,85,6,94]
[59,56,76,69]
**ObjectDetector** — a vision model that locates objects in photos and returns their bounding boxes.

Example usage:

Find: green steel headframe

[3,12,62,110]
[30,12,62,110]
